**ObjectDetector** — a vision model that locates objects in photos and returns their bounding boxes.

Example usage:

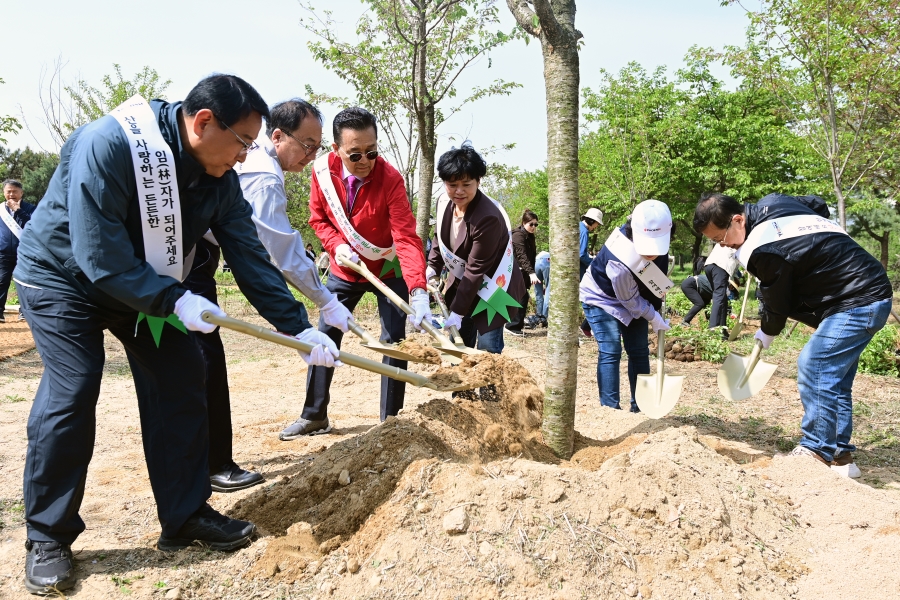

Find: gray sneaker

[279,417,332,440]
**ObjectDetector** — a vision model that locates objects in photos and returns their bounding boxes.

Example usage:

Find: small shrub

[667,324,730,363]
[858,324,900,377]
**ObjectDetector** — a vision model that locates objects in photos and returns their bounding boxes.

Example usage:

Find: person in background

[531,250,550,327]
[704,241,740,338]
[426,144,524,380]
[1,179,35,323]
[580,200,674,412]
[680,268,713,326]
[579,207,604,337]
[305,242,316,262]
[506,209,538,336]
[694,192,892,479]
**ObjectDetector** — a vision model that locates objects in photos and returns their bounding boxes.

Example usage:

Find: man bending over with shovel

[694,192,892,478]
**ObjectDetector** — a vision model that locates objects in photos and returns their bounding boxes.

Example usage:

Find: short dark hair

[693,192,743,233]
[182,74,270,127]
[2,179,23,190]
[332,107,377,146]
[437,144,487,181]
[521,209,538,225]
[266,99,323,138]
[583,217,598,227]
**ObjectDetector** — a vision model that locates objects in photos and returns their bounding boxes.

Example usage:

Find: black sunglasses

[346,150,378,163]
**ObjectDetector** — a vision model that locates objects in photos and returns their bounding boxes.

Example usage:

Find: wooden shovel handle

[201,311,433,388]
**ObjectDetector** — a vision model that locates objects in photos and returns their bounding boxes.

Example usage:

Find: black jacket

[511,224,536,287]
[0,201,36,259]
[742,193,892,335]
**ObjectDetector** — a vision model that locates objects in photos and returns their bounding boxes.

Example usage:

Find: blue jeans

[457,316,505,354]
[797,298,891,461]
[583,304,649,412]
[534,257,550,318]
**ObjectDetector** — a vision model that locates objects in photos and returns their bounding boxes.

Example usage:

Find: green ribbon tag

[379,254,403,279]
[136,312,188,348]
[471,286,522,326]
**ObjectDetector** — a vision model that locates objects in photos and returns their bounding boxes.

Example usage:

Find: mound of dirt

[236,400,812,600]
[395,334,443,365]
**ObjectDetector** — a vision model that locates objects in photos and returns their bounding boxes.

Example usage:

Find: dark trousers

[304,274,408,422]
[704,264,730,330]
[680,276,712,324]
[0,257,16,311]
[19,286,210,544]
[183,239,233,472]
[505,284,530,331]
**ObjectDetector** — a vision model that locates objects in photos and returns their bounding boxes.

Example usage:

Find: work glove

[425,266,437,281]
[408,291,431,330]
[425,266,441,290]
[319,296,354,333]
[754,329,776,350]
[443,311,463,331]
[529,273,540,286]
[295,328,342,367]
[174,291,226,334]
[335,243,359,265]
[648,311,671,333]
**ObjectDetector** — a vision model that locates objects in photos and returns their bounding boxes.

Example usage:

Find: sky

[0,0,751,171]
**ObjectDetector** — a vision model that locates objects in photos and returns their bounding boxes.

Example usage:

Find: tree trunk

[538,12,581,460]
[415,104,436,249]
[880,230,889,270]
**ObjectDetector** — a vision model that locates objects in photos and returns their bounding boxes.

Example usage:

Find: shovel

[426,283,469,352]
[635,329,685,418]
[346,321,429,363]
[336,256,478,359]
[201,311,484,392]
[634,257,683,418]
[727,280,752,341]
[717,339,778,401]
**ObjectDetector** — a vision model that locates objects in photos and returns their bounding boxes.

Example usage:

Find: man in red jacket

[280,107,428,438]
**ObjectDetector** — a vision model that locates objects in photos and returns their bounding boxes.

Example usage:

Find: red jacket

[309,153,426,291]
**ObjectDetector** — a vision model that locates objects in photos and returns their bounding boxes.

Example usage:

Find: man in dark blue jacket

[694,192,892,480]
[1,179,35,322]
[14,75,341,595]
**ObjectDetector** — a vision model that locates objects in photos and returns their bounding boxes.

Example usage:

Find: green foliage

[66,64,171,129]
[664,289,694,316]
[859,324,900,377]
[0,146,60,203]
[283,169,320,251]
[668,323,731,363]
[483,165,549,250]
[0,78,22,144]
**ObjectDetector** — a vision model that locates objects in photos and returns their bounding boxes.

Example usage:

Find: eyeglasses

[216,115,259,155]
[711,218,733,245]
[344,149,379,163]
[282,129,326,157]
[526,221,539,229]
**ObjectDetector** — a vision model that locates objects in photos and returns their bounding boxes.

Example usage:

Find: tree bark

[508,0,582,459]
[415,104,436,249]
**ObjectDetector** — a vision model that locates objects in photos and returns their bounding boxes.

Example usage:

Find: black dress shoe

[157,504,256,552]
[24,540,76,595]
[210,462,264,493]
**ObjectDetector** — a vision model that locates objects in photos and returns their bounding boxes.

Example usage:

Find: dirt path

[0,313,898,599]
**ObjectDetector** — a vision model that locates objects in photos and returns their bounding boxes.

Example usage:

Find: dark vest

[590,225,667,311]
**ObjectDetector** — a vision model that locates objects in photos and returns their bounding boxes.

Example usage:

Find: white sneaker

[831,452,861,479]
[788,445,830,465]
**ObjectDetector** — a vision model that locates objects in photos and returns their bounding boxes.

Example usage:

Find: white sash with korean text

[435,192,516,297]
[604,228,673,298]
[0,206,22,239]
[110,95,184,282]
[312,152,397,263]
[735,214,847,269]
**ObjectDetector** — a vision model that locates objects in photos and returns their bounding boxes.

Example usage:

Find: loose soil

[0,310,898,599]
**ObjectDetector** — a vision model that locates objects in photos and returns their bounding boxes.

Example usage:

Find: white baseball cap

[631,199,672,256]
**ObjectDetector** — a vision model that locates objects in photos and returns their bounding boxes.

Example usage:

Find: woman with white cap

[579,200,675,412]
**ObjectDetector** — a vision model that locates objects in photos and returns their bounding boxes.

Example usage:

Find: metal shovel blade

[727,321,744,342]
[635,331,684,419]
[717,341,778,401]
[728,282,752,341]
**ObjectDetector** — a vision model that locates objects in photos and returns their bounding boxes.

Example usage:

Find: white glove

[754,329,776,350]
[425,266,437,281]
[648,312,671,333]
[295,328,342,367]
[174,291,226,334]
[335,243,359,264]
[529,273,540,286]
[443,311,463,331]
[319,296,354,332]
[408,291,431,330]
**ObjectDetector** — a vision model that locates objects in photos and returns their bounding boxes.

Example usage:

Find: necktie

[347,175,360,214]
